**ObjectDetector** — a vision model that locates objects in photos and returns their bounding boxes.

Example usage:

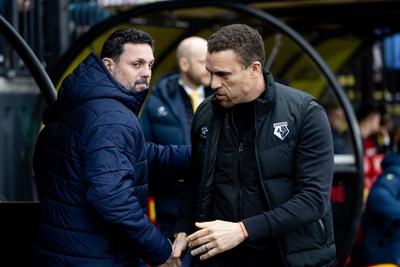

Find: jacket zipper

[231,110,244,219]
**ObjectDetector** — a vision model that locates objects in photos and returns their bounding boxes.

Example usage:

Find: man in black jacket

[171,24,336,267]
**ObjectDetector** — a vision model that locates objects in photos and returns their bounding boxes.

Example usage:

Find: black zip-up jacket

[176,71,336,267]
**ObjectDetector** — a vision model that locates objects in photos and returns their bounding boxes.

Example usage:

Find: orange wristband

[239,221,247,240]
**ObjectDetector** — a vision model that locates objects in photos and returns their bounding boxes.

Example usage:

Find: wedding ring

[203,243,209,252]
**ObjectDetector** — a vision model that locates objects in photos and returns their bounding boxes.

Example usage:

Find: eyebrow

[130,58,155,67]
[205,66,230,76]
[134,57,154,62]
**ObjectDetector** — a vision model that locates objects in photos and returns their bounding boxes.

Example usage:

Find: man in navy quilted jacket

[32,27,189,267]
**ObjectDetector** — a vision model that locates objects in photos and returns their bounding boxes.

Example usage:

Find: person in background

[32,27,189,267]
[140,36,212,266]
[348,102,391,266]
[325,102,353,154]
[357,102,389,203]
[17,0,31,11]
[171,23,336,266]
[359,124,400,266]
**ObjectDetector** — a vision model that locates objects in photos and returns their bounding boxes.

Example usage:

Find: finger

[190,245,201,256]
[188,231,210,249]
[172,243,183,258]
[187,229,208,243]
[172,249,181,258]
[191,242,209,257]
[195,221,207,228]
[174,236,187,249]
[190,244,203,256]
[172,235,188,258]
[198,244,215,261]
[172,244,187,259]
[188,238,207,249]
[203,243,209,253]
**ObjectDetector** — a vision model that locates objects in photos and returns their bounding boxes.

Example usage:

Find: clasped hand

[186,220,246,261]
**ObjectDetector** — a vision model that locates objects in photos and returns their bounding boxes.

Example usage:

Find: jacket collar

[57,53,148,115]
[210,69,276,114]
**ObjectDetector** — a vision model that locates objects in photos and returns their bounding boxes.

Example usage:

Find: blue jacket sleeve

[145,142,191,180]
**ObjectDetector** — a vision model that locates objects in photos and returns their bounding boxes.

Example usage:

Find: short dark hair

[100,27,154,62]
[207,24,265,69]
[356,102,385,122]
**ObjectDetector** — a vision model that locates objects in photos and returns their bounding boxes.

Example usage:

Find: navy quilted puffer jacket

[33,53,190,266]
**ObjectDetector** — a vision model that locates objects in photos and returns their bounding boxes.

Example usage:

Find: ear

[250,61,262,77]
[178,57,190,72]
[102,57,114,73]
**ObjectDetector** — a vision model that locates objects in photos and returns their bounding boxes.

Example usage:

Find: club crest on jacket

[273,121,289,140]
[200,126,208,139]
[156,106,168,117]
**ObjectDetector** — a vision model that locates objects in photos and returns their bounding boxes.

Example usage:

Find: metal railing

[0,0,114,77]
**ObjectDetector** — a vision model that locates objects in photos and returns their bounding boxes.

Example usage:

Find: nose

[210,76,221,90]
[142,65,152,77]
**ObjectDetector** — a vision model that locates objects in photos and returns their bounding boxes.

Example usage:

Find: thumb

[195,221,209,229]
[172,235,187,258]
[172,247,182,258]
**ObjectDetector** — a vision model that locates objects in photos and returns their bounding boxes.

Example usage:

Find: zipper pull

[239,143,243,154]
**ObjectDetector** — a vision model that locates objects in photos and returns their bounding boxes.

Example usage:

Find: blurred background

[1,0,400,266]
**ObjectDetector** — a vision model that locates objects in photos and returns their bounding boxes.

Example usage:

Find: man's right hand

[155,232,188,267]
[172,232,188,259]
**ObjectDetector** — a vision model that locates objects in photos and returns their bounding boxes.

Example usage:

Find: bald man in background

[140,36,212,266]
